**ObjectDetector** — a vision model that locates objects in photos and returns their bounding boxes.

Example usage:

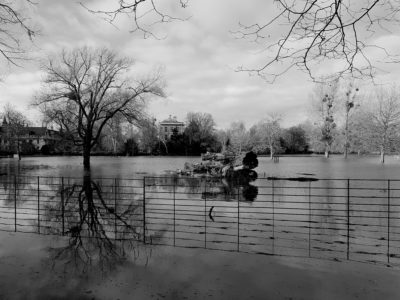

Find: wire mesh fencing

[0,174,399,266]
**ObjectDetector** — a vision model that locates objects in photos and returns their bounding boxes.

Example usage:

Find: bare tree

[227,121,249,155]
[342,81,360,158]
[102,113,124,154]
[85,1,400,81]
[81,0,189,38]
[138,117,160,154]
[0,1,36,65]
[1,104,30,159]
[357,87,400,163]
[233,1,400,81]
[216,129,230,153]
[259,114,282,159]
[184,112,217,153]
[311,80,340,158]
[35,47,164,174]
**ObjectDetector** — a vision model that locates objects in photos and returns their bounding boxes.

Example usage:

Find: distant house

[19,127,60,150]
[0,118,60,153]
[159,115,185,140]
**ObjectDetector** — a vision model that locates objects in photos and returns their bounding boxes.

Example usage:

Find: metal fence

[1,174,400,266]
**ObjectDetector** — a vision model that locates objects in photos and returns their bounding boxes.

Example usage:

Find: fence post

[14,175,17,232]
[143,177,146,244]
[37,176,40,234]
[61,177,65,235]
[347,179,350,260]
[173,177,176,247]
[114,178,117,240]
[204,180,207,249]
[387,179,391,264]
[308,181,311,258]
[272,178,275,254]
[237,187,240,252]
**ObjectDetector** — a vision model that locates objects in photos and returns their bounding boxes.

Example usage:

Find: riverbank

[0,231,399,300]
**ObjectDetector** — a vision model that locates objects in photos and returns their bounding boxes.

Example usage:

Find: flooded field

[1,154,400,179]
[0,165,399,266]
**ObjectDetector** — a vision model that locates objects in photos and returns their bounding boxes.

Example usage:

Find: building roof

[0,126,58,136]
[159,115,185,126]
[22,127,48,136]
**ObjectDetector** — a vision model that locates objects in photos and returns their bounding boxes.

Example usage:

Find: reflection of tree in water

[43,174,150,274]
[149,173,259,202]
[201,171,259,202]
[0,161,54,205]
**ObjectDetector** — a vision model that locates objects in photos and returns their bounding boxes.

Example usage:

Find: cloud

[1,0,397,131]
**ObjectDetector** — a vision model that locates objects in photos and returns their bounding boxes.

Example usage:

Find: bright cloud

[0,0,399,130]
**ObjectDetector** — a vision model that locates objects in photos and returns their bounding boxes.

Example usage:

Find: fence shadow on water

[0,174,400,267]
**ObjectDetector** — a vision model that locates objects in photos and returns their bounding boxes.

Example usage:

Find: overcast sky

[1,0,400,129]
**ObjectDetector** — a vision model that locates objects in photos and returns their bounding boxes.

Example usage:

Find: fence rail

[0,174,400,266]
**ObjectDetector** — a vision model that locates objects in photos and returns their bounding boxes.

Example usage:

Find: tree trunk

[269,142,274,160]
[83,145,91,175]
[16,138,21,160]
[380,150,385,164]
[344,110,349,159]
[325,143,330,158]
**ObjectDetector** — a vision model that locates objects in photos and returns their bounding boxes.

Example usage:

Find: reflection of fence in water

[0,175,400,266]
[144,177,400,266]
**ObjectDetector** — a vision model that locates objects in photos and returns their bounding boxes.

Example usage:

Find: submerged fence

[0,174,400,266]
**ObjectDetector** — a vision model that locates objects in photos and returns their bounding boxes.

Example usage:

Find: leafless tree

[0,1,36,65]
[357,87,400,163]
[341,81,360,158]
[310,80,340,158]
[138,117,161,153]
[81,0,189,38]
[259,114,282,159]
[185,112,216,142]
[227,121,249,155]
[233,1,400,82]
[1,104,30,159]
[35,47,164,174]
[85,1,400,81]
[102,113,124,154]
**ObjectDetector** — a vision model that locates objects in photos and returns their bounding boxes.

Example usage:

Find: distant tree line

[3,76,400,164]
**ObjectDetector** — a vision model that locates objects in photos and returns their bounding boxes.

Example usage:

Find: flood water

[1,154,400,268]
[1,154,400,179]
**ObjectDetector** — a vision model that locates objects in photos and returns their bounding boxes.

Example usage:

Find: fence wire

[0,174,399,266]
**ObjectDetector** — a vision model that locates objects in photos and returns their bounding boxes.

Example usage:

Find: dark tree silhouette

[85,1,400,81]
[81,0,189,38]
[35,47,164,174]
[0,1,36,65]
[233,1,400,81]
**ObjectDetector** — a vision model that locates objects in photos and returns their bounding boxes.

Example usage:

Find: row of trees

[2,1,400,174]
[5,80,400,166]
[123,113,309,157]
[2,46,400,166]
[127,79,400,164]
[0,104,32,157]
[308,80,400,163]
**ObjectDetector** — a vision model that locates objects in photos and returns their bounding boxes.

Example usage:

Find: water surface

[1,154,400,179]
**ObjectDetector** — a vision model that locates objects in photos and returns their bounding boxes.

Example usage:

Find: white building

[159,115,185,140]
